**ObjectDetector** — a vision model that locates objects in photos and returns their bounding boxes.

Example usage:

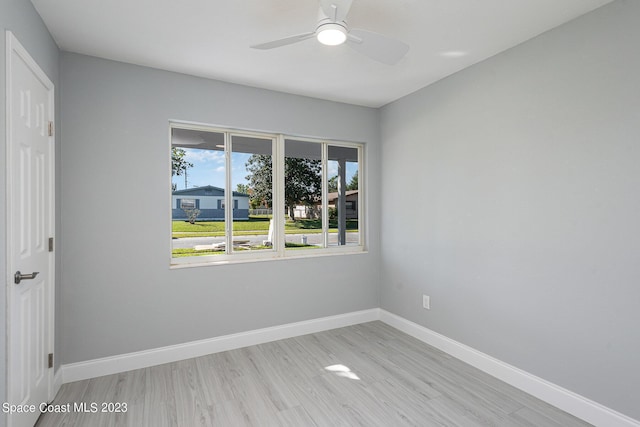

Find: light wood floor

[36,321,592,426]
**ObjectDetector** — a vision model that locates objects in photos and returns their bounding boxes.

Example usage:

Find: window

[180,199,196,210]
[284,139,322,252]
[327,145,360,247]
[171,123,364,265]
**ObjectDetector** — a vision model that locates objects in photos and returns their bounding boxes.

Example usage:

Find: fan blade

[251,32,315,50]
[319,0,353,22]
[347,29,409,65]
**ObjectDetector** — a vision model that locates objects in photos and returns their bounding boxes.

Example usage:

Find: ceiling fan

[250,0,409,65]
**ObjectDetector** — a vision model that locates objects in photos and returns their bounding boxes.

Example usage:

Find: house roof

[172,185,249,198]
[327,190,358,203]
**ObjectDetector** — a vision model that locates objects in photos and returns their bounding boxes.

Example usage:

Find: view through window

[171,124,363,265]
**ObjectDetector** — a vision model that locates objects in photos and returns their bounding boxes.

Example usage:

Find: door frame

[5,30,56,422]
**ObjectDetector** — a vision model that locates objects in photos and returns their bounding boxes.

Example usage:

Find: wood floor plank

[36,321,593,427]
[425,395,495,426]
[143,364,178,427]
[504,406,571,427]
[72,374,120,427]
[366,378,443,427]
[301,373,380,426]
[319,371,435,427]
[276,405,318,427]
[379,341,525,419]
[194,354,239,404]
[227,374,283,426]
[284,371,364,426]
[171,359,215,426]
[505,405,594,427]
[239,346,302,411]
[209,399,250,426]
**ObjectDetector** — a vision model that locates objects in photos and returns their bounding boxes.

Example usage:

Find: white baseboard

[379,309,640,427]
[61,308,379,384]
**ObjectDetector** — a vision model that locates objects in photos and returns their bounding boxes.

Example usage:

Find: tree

[284,157,322,220]
[172,147,192,179]
[328,170,358,192]
[347,170,358,191]
[245,155,273,209]
[245,155,322,220]
[249,198,262,210]
[236,183,250,195]
[328,176,338,192]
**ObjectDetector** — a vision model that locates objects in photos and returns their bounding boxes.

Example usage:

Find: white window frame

[170,121,366,267]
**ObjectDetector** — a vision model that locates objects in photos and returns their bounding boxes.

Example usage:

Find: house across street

[172,185,250,220]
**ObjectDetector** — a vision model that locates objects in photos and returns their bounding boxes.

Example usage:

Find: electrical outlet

[423,294,430,310]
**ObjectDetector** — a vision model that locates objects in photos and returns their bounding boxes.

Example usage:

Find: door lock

[14,271,39,284]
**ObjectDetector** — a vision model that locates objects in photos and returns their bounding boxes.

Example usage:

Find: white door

[6,31,55,427]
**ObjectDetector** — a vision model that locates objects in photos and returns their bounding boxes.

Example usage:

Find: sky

[172,147,358,192]
[171,148,248,190]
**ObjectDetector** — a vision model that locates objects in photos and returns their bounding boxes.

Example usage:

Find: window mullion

[358,145,364,248]
[225,132,232,254]
[274,135,285,255]
[321,142,328,248]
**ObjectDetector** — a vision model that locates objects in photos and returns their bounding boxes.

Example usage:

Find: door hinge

[48,237,54,252]
[48,121,54,137]
[48,353,53,369]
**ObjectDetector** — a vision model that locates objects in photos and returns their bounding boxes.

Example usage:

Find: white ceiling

[32,0,613,108]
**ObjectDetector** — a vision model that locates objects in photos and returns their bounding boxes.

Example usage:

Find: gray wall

[59,52,381,364]
[0,1,59,425]
[380,0,640,420]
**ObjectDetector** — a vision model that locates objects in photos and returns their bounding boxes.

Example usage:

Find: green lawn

[172,216,358,238]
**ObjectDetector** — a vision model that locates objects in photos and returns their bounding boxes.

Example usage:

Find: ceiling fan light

[317,23,347,46]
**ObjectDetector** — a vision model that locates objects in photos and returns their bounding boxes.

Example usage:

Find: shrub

[328,207,338,220]
[183,208,201,224]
